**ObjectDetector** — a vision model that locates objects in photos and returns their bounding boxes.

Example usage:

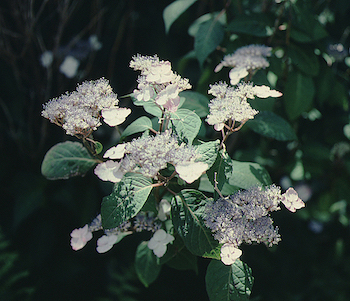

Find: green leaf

[207,150,272,192]
[163,0,198,34]
[227,160,272,189]
[226,13,273,37]
[135,241,161,287]
[41,141,98,180]
[315,61,335,106]
[133,98,163,117]
[205,260,254,301]
[246,111,297,141]
[160,236,198,272]
[170,108,201,144]
[179,91,209,117]
[206,149,233,194]
[284,71,315,120]
[288,44,319,76]
[195,140,220,169]
[194,18,225,66]
[101,173,153,229]
[171,189,219,257]
[290,4,328,43]
[120,116,153,140]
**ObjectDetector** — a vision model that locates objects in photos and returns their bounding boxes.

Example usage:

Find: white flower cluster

[206,82,282,131]
[42,78,131,136]
[94,131,208,183]
[204,186,305,265]
[214,44,272,85]
[130,54,192,112]
[70,212,163,254]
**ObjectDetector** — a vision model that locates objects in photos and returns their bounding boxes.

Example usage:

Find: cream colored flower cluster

[130,54,191,112]
[42,78,131,136]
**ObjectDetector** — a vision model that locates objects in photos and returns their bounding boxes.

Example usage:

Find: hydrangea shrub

[41,49,305,299]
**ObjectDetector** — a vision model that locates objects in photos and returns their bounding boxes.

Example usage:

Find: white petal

[94,160,123,183]
[220,243,242,265]
[153,244,167,257]
[254,85,282,98]
[96,235,119,253]
[102,107,131,126]
[103,144,126,159]
[229,66,249,85]
[158,199,171,221]
[176,162,208,184]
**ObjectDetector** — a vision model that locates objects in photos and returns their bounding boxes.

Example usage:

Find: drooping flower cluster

[130,54,192,112]
[70,212,162,253]
[214,44,272,85]
[94,130,208,183]
[206,82,282,131]
[42,78,131,136]
[203,186,305,265]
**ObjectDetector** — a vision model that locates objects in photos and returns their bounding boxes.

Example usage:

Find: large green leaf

[179,91,209,117]
[101,173,153,229]
[206,149,233,193]
[170,108,201,144]
[226,13,273,37]
[206,260,254,301]
[171,189,219,258]
[194,18,225,66]
[135,241,161,287]
[228,160,272,189]
[41,141,98,180]
[207,150,271,192]
[288,44,319,76]
[160,236,198,272]
[120,116,153,140]
[246,111,297,141]
[133,98,163,117]
[284,71,315,120]
[195,140,220,169]
[290,3,328,43]
[163,0,198,34]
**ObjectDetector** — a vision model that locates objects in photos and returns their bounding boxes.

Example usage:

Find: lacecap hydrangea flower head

[203,185,305,265]
[206,81,282,131]
[214,44,272,85]
[41,78,131,137]
[130,54,191,112]
[94,130,208,183]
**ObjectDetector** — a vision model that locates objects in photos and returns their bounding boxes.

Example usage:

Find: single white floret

[229,66,249,85]
[103,144,126,159]
[96,235,120,253]
[70,224,93,251]
[175,162,208,184]
[94,160,124,183]
[147,229,174,258]
[220,243,242,265]
[102,107,131,127]
[281,187,305,212]
[157,199,172,221]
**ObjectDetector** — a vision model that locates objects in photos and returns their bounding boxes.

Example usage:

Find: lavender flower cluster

[203,185,304,248]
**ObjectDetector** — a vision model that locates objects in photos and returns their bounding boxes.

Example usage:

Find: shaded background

[1,0,350,300]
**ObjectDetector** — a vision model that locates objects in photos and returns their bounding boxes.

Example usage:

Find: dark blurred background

[1,0,350,300]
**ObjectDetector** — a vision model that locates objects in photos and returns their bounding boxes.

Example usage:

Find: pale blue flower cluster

[120,130,200,178]
[203,185,284,248]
